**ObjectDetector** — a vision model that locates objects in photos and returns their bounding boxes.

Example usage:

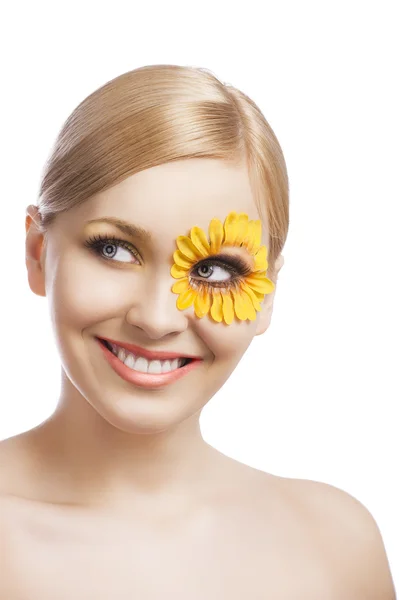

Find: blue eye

[84,234,140,264]
[190,254,252,291]
[194,263,232,282]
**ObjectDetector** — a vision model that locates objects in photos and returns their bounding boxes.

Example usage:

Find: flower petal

[173,250,193,269]
[232,288,248,321]
[245,273,275,295]
[176,288,196,310]
[236,213,249,246]
[176,235,203,261]
[171,264,189,279]
[247,270,268,279]
[241,282,262,311]
[253,245,268,272]
[190,226,210,257]
[244,220,262,254]
[171,278,190,294]
[241,289,257,321]
[253,289,265,302]
[223,211,239,245]
[222,291,235,325]
[194,289,211,318]
[210,290,223,322]
[252,220,262,252]
[209,218,224,253]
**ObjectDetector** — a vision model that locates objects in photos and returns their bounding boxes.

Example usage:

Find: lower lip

[96,338,203,389]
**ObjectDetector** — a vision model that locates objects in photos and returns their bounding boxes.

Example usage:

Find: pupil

[199,265,213,278]
[105,244,115,256]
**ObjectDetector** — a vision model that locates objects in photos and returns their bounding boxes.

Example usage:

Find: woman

[0,64,395,599]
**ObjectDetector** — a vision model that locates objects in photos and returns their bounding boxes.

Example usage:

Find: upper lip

[98,336,202,362]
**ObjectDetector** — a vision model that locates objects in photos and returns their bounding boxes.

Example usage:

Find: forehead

[69,159,267,245]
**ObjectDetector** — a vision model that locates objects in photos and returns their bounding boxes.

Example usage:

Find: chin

[71,381,202,435]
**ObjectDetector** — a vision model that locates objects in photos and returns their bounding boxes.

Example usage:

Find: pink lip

[98,336,201,362]
[97,338,203,389]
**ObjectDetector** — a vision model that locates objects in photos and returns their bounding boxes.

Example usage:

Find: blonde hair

[37,64,289,280]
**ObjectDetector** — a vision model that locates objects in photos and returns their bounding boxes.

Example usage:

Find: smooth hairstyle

[36,64,289,280]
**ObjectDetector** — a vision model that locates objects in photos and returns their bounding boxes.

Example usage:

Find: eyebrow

[84,217,152,242]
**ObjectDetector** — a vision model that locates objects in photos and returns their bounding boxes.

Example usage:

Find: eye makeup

[82,210,276,325]
[84,217,152,243]
[189,252,253,292]
[170,211,275,323]
[84,233,141,264]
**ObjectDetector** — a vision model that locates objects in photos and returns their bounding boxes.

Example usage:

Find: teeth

[133,356,149,373]
[124,353,135,369]
[117,347,127,362]
[170,358,180,370]
[161,360,172,373]
[110,343,186,373]
[148,360,162,374]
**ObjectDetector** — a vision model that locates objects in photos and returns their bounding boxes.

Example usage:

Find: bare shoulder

[0,432,39,514]
[0,435,27,594]
[0,436,19,494]
[0,434,29,495]
[280,476,396,600]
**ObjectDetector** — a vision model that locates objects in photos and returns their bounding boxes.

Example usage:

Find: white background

[1,0,398,589]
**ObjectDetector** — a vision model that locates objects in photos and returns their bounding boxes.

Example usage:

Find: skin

[0,158,395,598]
[22,158,283,511]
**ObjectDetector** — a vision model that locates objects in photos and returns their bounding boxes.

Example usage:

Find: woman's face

[27,159,277,433]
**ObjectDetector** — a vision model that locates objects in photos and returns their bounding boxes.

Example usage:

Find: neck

[27,370,219,513]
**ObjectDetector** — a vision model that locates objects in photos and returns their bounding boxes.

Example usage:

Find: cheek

[194,314,257,363]
[47,254,138,329]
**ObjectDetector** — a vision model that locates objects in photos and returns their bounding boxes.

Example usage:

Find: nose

[125,276,189,340]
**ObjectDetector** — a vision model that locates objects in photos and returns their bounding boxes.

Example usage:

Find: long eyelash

[190,254,252,292]
[84,234,140,260]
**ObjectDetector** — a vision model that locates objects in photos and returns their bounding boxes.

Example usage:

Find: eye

[84,234,140,264]
[190,254,252,290]
[101,243,133,263]
[193,263,231,282]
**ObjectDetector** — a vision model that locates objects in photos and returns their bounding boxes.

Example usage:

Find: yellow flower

[171,211,275,324]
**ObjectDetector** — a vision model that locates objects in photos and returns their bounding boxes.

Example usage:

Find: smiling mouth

[99,338,193,374]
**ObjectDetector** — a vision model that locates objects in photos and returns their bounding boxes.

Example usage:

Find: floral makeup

[25,158,282,452]
[171,211,275,324]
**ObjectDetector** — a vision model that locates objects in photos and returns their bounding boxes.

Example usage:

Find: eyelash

[190,255,252,292]
[84,234,140,262]
[84,235,252,291]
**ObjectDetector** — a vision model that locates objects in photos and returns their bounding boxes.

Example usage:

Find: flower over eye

[170,211,275,324]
